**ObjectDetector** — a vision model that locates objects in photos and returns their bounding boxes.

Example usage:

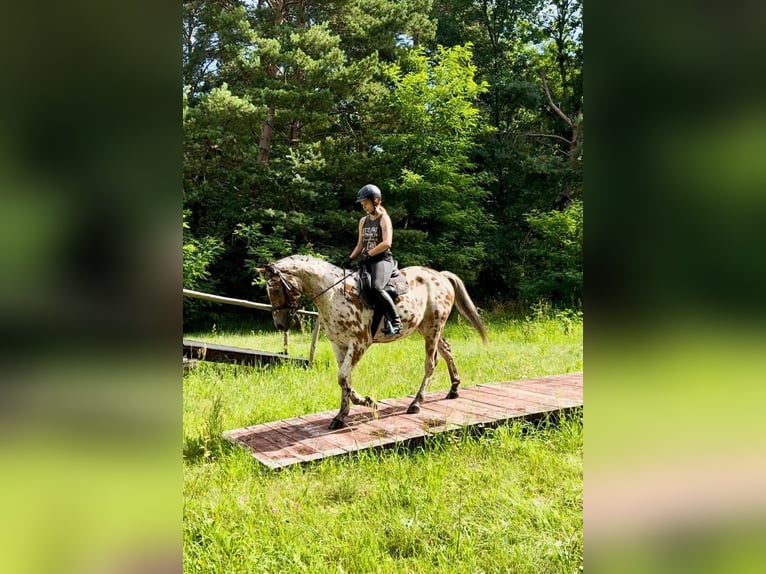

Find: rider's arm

[349,217,365,259]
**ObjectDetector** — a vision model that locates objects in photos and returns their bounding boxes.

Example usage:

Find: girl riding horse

[347,184,402,336]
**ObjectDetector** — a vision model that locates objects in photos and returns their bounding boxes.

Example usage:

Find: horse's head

[256,263,302,331]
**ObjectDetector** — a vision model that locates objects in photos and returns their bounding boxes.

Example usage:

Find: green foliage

[430,0,583,299]
[518,200,582,307]
[182,1,583,309]
[183,210,225,326]
[182,211,224,292]
[376,44,493,279]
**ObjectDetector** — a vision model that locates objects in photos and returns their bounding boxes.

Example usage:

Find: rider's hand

[343,258,353,268]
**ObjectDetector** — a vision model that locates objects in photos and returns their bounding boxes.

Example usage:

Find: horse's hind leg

[438,337,461,399]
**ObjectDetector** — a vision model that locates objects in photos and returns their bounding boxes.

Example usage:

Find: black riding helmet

[356,184,382,203]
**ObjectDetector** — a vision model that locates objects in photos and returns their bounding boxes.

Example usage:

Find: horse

[257,255,489,430]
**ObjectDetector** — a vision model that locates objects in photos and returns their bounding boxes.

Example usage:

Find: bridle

[265,265,302,318]
[265,262,355,315]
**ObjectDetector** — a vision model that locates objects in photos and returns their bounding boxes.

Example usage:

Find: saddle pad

[388,272,409,297]
[343,271,409,302]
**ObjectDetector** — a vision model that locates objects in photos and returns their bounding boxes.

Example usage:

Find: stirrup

[382,320,401,336]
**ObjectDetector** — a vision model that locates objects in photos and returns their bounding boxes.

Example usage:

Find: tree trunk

[258,106,275,164]
[256,1,289,165]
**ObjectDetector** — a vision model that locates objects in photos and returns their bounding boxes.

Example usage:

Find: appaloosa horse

[258,255,488,429]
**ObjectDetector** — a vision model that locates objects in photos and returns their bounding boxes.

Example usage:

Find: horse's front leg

[329,341,376,430]
[407,334,440,414]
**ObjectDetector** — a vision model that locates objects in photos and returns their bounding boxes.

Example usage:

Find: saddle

[344,263,409,335]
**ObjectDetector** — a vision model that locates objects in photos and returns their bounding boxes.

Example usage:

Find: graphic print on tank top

[362,216,382,254]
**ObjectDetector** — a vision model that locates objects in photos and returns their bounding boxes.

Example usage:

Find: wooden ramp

[224,373,582,469]
[183,339,309,368]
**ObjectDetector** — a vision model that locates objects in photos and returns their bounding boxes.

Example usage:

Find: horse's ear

[257,263,280,277]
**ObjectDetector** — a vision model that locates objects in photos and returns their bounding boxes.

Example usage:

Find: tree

[182,0,583,308]
[429,0,582,302]
[517,200,582,306]
[373,44,493,279]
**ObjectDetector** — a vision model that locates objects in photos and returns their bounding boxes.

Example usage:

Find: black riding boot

[376,289,402,336]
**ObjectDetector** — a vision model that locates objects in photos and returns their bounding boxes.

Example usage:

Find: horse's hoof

[446,390,459,400]
[406,404,420,414]
[365,396,377,410]
[328,418,346,430]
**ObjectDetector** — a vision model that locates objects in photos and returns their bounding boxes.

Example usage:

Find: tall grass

[184,308,582,573]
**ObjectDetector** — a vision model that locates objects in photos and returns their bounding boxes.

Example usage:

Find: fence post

[309,317,320,364]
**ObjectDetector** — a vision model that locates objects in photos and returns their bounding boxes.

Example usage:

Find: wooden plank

[539,373,583,386]
[363,416,426,443]
[224,373,583,469]
[333,400,421,450]
[365,399,437,441]
[414,399,500,428]
[427,395,519,421]
[460,387,553,413]
[244,420,327,466]
[183,339,308,367]
[259,419,332,460]
[281,415,357,457]
[470,385,580,409]
[427,401,523,430]
[224,426,303,468]
[235,423,311,468]
[477,379,581,402]
[344,423,402,449]
[509,379,583,400]
[396,408,462,434]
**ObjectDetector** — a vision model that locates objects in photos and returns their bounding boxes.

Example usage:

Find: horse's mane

[276,254,344,278]
[276,254,329,265]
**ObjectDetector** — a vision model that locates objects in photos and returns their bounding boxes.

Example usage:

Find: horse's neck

[283,259,341,299]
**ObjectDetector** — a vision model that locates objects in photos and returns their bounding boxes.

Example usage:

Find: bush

[183,211,224,326]
[183,235,224,291]
[517,200,582,307]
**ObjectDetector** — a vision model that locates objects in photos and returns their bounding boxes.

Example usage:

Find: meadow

[183,306,583,573]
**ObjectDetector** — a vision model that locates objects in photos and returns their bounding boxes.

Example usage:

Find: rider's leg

[376,288,402,335]
[369,258,401,336]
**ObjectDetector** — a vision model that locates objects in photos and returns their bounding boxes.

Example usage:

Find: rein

[307,268,356,302]
[270,264,355,309]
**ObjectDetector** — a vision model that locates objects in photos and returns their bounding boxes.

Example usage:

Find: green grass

[184,308,582,573]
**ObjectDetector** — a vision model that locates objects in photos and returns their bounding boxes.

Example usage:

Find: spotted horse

[258,255,489,429]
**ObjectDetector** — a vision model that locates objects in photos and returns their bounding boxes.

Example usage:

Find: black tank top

[362,215,392,259]
[362,216,382,253]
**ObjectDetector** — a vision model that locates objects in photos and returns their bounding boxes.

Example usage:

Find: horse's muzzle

[272,312,295,331]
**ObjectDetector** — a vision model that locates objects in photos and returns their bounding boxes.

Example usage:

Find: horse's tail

[440,271,489,345]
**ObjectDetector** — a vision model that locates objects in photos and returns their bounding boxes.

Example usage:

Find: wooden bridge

[224,372,583,469]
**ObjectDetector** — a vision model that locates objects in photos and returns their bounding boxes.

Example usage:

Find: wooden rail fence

[183,288,321,367]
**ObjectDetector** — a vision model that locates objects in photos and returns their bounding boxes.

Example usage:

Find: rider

[347,184,402,336]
